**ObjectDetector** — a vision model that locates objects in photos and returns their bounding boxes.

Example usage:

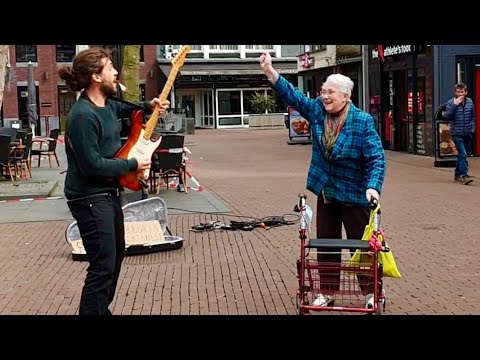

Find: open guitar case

[65,197,184,262]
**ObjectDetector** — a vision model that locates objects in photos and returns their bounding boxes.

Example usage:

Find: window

[310,45,326,52]
[16,45,37,62]
[218,91,241,115]
[217,90,242,126]
[56,45,75,62]
[242,90,259,114]
[140,45,144,62]
[169,45,202,51]
[245,45,274,51]
[268,89,288,113]
[209,45,239,51]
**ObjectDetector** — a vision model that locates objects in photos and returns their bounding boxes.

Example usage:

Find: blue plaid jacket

[274,75,386,207]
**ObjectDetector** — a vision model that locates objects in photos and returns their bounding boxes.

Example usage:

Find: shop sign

[372,45,414,62]
[299,53,314,69]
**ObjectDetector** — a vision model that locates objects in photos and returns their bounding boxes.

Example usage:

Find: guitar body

[116,110,162,191]
[114,45,191,192]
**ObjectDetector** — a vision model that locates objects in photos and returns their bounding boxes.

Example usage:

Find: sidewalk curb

[0,180,58,201]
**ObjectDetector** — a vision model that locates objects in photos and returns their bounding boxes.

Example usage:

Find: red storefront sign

[407,91,423,114]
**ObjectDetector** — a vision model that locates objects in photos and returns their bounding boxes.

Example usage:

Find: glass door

[58,86,77,133]
[175,89,203,127]
[17,85,39,130]
[201,90,214,127]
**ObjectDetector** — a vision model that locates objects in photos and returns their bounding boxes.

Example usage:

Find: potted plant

[248,92,285,128]
[250,91,276,114]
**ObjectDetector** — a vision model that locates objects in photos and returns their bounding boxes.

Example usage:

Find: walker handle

[370,198,381,214]
[294,193,307,213]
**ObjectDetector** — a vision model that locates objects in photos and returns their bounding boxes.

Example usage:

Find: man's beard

[100,80,117,98]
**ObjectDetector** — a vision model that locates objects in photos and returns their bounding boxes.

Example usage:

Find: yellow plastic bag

[350,203,402,278]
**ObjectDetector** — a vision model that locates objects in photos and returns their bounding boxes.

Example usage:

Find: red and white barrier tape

[0,196,63,203]
[186,171,203,191]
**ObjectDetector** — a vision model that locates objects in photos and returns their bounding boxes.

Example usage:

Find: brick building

[0,45,159,133]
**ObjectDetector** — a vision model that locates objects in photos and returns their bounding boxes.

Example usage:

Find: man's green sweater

[64,93,152,199]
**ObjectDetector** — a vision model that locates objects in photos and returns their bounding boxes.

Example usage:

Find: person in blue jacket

[445,82,475,184]
[260,51,386,309]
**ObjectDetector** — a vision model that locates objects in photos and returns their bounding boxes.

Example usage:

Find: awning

[335,56,362,65]
[159,63,297,77]
[179,68,297,76]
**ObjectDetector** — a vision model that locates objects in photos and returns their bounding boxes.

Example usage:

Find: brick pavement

[0,128,478,315]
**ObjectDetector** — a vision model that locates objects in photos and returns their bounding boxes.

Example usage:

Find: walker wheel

[296,295,309,315]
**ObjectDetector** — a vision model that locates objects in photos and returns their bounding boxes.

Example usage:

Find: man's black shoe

[455,175,473,185]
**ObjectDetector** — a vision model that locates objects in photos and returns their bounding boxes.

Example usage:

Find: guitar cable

[167,207,300,232]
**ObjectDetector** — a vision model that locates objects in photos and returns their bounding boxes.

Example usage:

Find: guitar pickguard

[127,129,162,180]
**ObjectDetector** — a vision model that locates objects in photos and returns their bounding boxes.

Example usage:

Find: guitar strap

[110,81,145,111]
[110,96,145,111]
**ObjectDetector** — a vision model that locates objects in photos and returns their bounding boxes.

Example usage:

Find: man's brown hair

[455,82,467,91]
[58,47,112,92]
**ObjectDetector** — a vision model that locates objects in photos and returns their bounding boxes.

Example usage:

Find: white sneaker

[312,294,334,307]
[365,293,375,309]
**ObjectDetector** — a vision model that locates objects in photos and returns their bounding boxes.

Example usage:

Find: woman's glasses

[320,89,339,97]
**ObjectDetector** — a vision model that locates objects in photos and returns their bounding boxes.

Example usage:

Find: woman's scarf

[322,102,349,159]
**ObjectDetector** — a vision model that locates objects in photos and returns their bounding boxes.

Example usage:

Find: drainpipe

[362,45,369,112]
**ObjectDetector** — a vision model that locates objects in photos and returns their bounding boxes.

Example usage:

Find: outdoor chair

[0,127,18,145]
[30,129,60,168]
[12,131,33,178]
[0,134,16,183]
[150,134,187,194]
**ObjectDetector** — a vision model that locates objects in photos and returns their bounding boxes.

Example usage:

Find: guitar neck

[143,67,179,140]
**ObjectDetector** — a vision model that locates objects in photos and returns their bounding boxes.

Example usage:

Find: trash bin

[185,118,195,135]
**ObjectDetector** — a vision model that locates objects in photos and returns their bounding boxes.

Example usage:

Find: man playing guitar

[58,47,169,315]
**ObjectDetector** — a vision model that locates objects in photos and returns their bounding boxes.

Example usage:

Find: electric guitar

[115,45,190,191]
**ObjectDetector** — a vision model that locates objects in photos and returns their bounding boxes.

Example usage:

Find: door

[201,90,214,127]
[17,85,39,130]
[58,86,77,133]
[175,90,197,125]
[176,89,215,128]
[182,95,195,119]
[393,70,408,151]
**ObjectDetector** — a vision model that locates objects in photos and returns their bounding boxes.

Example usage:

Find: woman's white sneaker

[312,294,334,306]
[365,293,375,309]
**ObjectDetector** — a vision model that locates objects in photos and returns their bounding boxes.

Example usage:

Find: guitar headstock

[171,45,191,69]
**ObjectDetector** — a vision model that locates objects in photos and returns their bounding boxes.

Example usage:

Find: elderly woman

[260,52,386,308]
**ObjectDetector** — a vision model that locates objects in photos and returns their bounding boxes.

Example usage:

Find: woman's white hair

[323,73,354,98]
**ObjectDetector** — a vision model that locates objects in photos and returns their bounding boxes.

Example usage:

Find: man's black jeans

[67,192,125,315]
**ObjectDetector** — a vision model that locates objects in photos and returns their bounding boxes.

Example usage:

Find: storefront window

[218,91,241,115]
[218,116,242,126]
[268,89,288,113]
[217,87,288,127]
[217,90,242,126]
[242,90,259,114]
